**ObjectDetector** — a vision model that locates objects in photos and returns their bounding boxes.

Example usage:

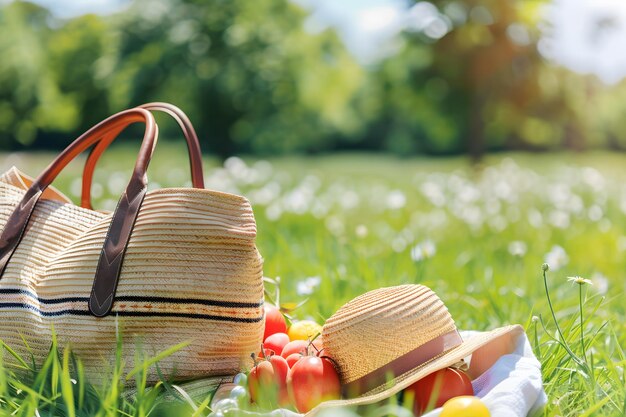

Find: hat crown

[322,284,458,385]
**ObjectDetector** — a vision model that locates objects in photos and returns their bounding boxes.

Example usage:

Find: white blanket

[423,330,547,417]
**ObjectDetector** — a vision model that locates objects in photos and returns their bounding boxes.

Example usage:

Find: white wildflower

[392,237,407,253]
[296,276,321,296]
[265,204,282,221]
[224,156,247,174]
[591,272,609,294]
[325,216,345,236]
[544,245,569,271]
[70,177,83,197]
[508,241,528,257]
[420,181,446,207]
[618,236,626,252]
[386,190,407,210]
[107,171,127,194]
[339,190,360,210]
[548,210,570,229]
[567,276,593,286]
[588,205,603,222]
[411,240,437,262]
[527,209,543,228]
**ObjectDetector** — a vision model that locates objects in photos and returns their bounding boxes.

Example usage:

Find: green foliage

[0,2,110,149]
[2,0,626,156]
[0,2,58,147]
[0,0,363,156]
[104,0,364,157]
[360,0,550,156]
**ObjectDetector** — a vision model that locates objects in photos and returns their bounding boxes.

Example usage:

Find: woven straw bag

[0,103,264,383]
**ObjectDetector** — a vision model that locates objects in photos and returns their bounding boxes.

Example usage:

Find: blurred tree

[47,14,111,134]
[0,1,109,149]
[354,39,458,155]
[361,0,563,159]
[1,0,626,157]
[102,0,364,158]
[436,0,544,160]
[0,1,63,148]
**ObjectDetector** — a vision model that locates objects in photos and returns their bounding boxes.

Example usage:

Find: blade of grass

[125,341,189,381]
[60,347,75,417]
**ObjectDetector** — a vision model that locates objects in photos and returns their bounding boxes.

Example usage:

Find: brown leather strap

[0,187,43,274]
[0,108,158,318]
[89,170,150,317]
[80,102,204,209]
[341,329,463,396]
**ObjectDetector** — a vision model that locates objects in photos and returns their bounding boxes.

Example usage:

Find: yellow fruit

[288,320,322,341]
[440,396,490,417]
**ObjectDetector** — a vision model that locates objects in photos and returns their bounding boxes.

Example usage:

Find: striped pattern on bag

[0,166,264,383]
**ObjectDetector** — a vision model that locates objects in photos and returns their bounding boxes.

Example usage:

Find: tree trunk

[467,93,485,164]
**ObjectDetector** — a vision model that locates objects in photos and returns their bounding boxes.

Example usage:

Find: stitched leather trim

[0,187,42,276]
[89,179,147,317]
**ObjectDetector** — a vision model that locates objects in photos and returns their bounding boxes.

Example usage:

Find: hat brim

[306,324,524,416]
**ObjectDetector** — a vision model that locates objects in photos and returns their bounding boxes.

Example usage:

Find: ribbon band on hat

[342,329,463,396]
[308,286,526,416]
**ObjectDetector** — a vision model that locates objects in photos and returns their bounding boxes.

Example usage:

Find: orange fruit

[288,320,322,342]
[440,396,490,417]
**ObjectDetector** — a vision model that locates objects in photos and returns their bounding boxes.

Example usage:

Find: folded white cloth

[423,330,547,417]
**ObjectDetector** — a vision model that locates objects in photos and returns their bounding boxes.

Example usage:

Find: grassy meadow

[1,144,626,416]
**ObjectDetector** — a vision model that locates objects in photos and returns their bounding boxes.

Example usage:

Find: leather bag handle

[0,108,158,317]
[80,102,204,209]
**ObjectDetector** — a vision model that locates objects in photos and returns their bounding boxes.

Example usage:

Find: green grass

[1,144,626,416]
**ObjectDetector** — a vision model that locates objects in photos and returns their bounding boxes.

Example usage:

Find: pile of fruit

[209,302,491,417]
[250,304,340,413]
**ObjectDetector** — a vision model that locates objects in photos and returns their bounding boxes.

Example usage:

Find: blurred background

[2,4,626,414]
[1,0,626,160]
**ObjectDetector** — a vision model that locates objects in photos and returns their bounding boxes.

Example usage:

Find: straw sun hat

[306,284,523,415]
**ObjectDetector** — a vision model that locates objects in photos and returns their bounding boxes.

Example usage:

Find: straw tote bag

[0,103,264,383]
